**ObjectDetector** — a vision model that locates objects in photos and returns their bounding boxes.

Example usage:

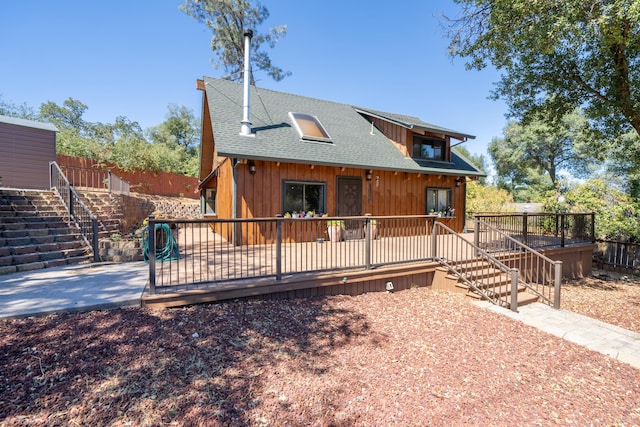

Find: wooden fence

[56,154,199,199]
[594,239,640,272]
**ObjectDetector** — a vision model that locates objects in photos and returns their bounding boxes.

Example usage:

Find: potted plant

[326,220,344,242]
[364,215,378,239]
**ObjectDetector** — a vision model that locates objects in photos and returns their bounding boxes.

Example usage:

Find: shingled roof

[203,77,483,177]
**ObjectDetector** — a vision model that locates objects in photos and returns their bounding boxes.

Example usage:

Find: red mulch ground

[1,274,639,426]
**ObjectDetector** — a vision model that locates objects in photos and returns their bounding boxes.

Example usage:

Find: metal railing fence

[49,162,99,261]
[146,215,439,295]
[474,212,595,248]
[57,164,130,195]
[432,221,522,311]
[474,219,562,308]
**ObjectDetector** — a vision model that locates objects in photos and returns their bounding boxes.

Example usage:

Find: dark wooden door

[337,177,363,239]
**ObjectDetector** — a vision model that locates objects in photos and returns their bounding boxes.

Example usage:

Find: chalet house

[196,76,484,234]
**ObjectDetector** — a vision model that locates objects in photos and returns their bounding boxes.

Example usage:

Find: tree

[0,95,38,120]
[543,178,640,241]
[488,110,601,199]
[148,104,200,151]
[465,181,514,216]
[445,0,640,138]
[180,0,290,83]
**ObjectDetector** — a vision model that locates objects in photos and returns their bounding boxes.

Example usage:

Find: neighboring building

[0,115,58,190]
[197,77,484,235]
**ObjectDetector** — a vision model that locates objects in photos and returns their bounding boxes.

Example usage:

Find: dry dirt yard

[1,271,640,426]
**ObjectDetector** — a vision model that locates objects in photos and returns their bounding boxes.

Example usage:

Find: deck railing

[146,215,439,295]
[474,212,595,249]
[432,221,523,311]
[49,162,99,261]
[57,164,130,195]
[473,219,562,308]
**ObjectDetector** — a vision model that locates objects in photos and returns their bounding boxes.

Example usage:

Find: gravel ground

[1,272,639,426]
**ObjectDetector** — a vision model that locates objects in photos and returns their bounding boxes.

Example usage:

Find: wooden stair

[433,258,539,308]
[0,189,93,275]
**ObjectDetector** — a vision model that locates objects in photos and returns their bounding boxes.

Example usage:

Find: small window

[413,135,446,161]
[283,181,326,214]
[426,187,452,214]
[289,112,332,143]
[201,188,217,215]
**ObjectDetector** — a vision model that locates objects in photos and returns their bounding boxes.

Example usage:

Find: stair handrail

[433,221,522,311]
[49,161,99,261]
[475,219,562,308]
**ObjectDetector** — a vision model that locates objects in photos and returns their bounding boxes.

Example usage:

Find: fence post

[474,215,479,248]
[554,261,562,309]
[92,217,99,262]
[275,218,282,281]
[364,216,371,269]
[148,215,156,295]
[560,214,566,248]
[108,170,112,193]
[591,213,596,243]
[431,220,438,260]
[522,213,528,247]
[510,268,519,312]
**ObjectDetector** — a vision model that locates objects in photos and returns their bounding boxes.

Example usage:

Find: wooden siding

[199,93,216,182]
[0,122,55,189]
[201,158,466,244]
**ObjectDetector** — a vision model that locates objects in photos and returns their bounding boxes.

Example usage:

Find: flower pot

[327,225,343,242]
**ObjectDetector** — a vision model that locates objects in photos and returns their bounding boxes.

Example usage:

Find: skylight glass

[289,112,332,142]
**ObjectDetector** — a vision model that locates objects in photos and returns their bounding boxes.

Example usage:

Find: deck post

[431,220,438,260]
[553,261,562,309]
[275,219,282,280]
[522,213,528,247]
[148,215,156,295]
[510,268,518,312]
[364,216,371,269]
[474,215,479,258]
[560,214,566,248]
[591,213,596,243]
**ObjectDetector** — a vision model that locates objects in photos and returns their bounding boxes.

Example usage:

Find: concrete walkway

[1,263,638,370]
[0,262,148,318]
[475,300,640,370]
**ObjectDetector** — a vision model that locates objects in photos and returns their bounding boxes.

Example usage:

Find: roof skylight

[289,112,332,143]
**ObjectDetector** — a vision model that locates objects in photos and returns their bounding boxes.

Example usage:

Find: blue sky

[0,1,508,161]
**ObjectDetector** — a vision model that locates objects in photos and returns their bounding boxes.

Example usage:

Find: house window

[289,112,332,143]
[283,181,326,214]
[413,135,446,161]
[426,187,452,213]
[201,188,217,215]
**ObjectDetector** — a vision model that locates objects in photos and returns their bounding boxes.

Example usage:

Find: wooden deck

[142,224,474,308]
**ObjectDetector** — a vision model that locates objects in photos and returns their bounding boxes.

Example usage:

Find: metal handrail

[475,219,562,308]
[433,221,522,311]
[49,161,99,261]
[57,164,130,195]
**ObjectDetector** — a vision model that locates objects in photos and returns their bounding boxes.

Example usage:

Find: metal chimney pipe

[240,28,253,136]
